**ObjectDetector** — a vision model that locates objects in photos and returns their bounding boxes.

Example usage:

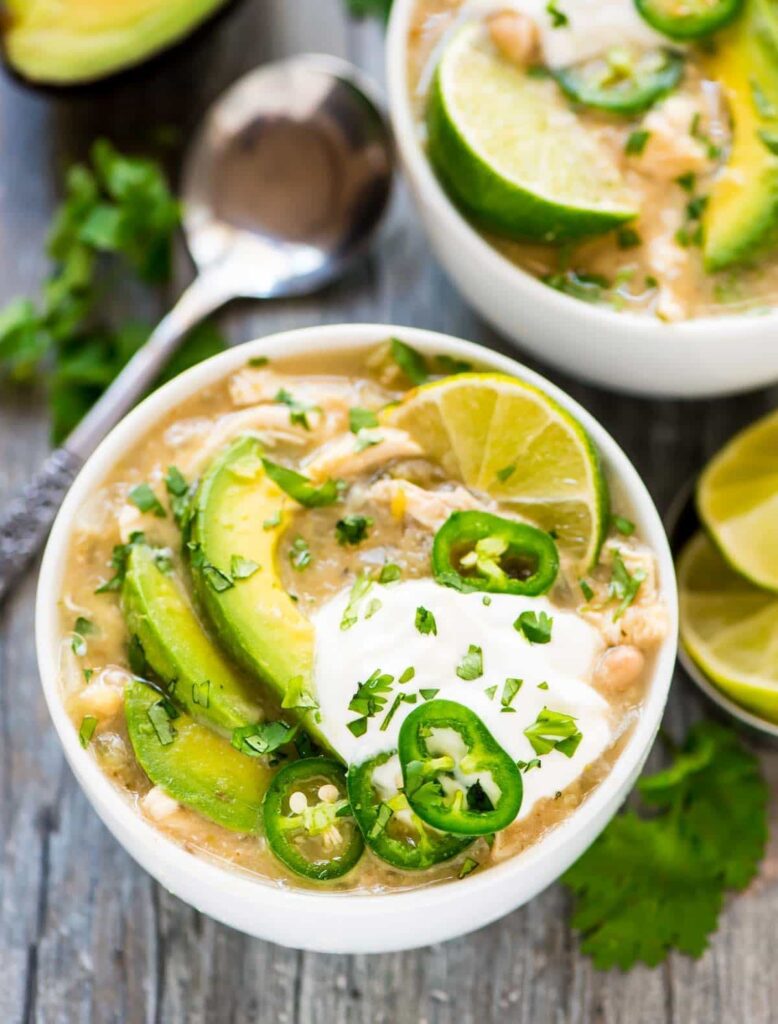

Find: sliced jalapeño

[555,47,684,115]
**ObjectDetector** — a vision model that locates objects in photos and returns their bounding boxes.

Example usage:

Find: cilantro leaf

[128,482,166,518]
[563,721,768,970]
[456,644,483,681]
[335,515,373,546]
[415,606,438,636]
[231,720,297,758]
[389,337,429,385]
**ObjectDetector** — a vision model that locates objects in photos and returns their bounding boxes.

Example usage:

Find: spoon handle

[0,269,233,606]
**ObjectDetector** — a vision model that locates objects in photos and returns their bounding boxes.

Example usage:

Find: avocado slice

[187,436,335,755]
[125,678,271,833]
[703,0,778,271]
[121,542,263,734]
[2,0,230,86]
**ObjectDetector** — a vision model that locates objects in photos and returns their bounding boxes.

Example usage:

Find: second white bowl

[386,0,778,399]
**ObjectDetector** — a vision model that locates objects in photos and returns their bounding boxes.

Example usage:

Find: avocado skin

[187,436,338,758]
[703,0,778,271]
[1,0,236,88]
[125,678,271,833]
[121,543,264,734]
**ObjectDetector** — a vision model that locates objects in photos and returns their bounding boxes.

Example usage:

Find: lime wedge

[678,531,778,723]
[427,22,637,243]
[383,373,609,570]
[697,409,778,592]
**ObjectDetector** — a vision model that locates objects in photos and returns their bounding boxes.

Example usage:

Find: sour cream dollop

[312,578,614,820]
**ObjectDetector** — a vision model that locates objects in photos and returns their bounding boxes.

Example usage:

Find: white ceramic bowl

[36,324,678,953]
[386,0,778,399]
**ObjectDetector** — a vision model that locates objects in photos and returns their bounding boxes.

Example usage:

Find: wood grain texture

[1,1,778,1021]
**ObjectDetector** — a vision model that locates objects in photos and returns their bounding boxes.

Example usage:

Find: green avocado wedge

[2,0,231,86]
[121,543,263,733]
[125,679,271,833]
[703,0,778,270]
[187,436,334,754]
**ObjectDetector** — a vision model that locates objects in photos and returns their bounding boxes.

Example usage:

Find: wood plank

[1,0,778,1021]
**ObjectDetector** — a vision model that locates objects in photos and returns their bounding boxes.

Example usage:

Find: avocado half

[2,0,231,86]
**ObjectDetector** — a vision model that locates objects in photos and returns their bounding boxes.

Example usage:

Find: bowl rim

[35,323,678,937]
[385,0,778,340]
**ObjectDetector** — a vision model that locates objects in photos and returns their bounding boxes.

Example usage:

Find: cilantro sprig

[563,721,768,970]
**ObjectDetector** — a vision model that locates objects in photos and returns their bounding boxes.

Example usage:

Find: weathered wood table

[2,2,777,1021]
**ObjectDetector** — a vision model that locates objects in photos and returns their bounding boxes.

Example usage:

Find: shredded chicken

[76,667,130,718]
[580,543,668,650]
[304,429,422,481]
[368,478,489,531]
[630,95,716,181]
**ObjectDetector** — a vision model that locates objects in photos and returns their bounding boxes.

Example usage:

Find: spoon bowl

[182,54,393,297]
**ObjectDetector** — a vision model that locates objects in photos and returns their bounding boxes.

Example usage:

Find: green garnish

[538,681,549,690]
[484,685,497,700]
[501,678,523,711]
[354,429,382,452]
[389,337,429,385]
[380,691,417,732]
[616,228,641,249]
[496,463,516,482]
[365,598,382,619]
[625,130,650,156]
[230,555,260,580]
[563,722,767,970]
[434,354,473,375]
[580,579,595,602]
[281,675,319,711]
[369,802,393,839]
[164,466,191,526]
[611,514,636,536]
[247,355,269,367]
[690,112,721,160]
[378,563,402,584]
[262,458,341,507]
[147,701,176,746]
[458,857,480,879]
[546,0,569,26]
[72,616,95,656]
[517,758,542,773]
[78,715,98,748]
[524,709,582,758]
[419,688,440,701]
[348,668,394,735]
[191,681,210,708]
[95,531,145,593]
[399,666,416,684]
[676,171,696,192]
[128,482,166,518]
[289,537,312,572]
[609,549,646,619]
[274,388,320,430]
[263,511,282,530]
[456,644,483,681]
[415,606,438,636]
[340,571,373,630]
[231,720,297,757]
[335,515,373,546]
[349,407,379,432]
[201,564,234,593]
[482,595,492,606]
[514,610,553,644]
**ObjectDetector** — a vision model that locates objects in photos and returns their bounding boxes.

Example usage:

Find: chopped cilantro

[349,407,379,432]
[625,129,650,156]
[420,688,440,701]
[365,598,382,619]
[609,549,646,619]
[348,668,394,734]
[538,681,549,690]
[230,555,260,580]
[616,228,641,250]
[611,514,635,536]
[263,511,282,530]
[415,606,438,636]
[459,857,480,879]
[128,482,166,518]
[380,691,417,732]
[247,355,269,367]
[231,720,297,757]
[164,466,191,526]
[347,718,368,738]
[354,429,382,452]
[456,644,483,681]
[399,666,416,684]
[274,388,320,430]
[496,463,516,482]
[378,563,401,584]
[524,708,582,757]
[676,171,696,192]
[580,579,594,602]
[546,0,569,26]
[78,715,98,748]
[95,531,145,593]
[501,678,523,710]
[281,675,319,711]
[192,680,211,708]
[563,721,768,969]
[335,515,373,546]
[484,685,497,700]
[545,269,609,304]
[389,337,429,385]
[202,564,234,592]
[262,458,341,507]
[517,758,542,773]
[369,802,393,839]
[514,610,553,644]
[434,354,473,375]
[147,701,176,746]
[289,537,312,572]
[482,595,492,606]
[340,571,373,630]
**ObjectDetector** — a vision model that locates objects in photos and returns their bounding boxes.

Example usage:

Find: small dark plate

[665,480,778,742]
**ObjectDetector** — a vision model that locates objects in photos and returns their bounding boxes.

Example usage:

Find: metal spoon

[0,54,393,604]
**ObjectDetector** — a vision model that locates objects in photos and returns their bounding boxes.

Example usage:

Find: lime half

[698,409,778,592]
[427,22,637,243]
[679,531,778,723]
[383,373,609,571]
